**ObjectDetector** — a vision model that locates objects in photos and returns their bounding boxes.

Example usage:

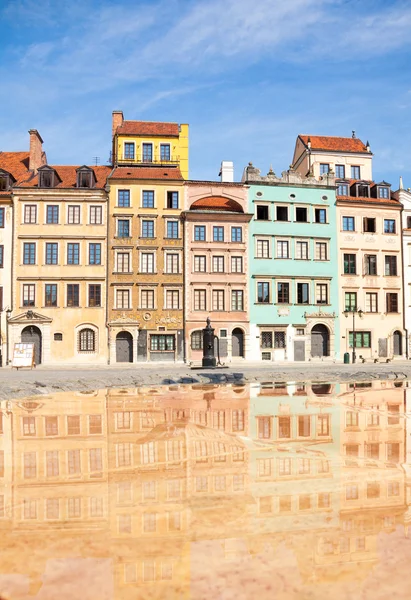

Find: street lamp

[344,307,363,364]
[0,307,12,367]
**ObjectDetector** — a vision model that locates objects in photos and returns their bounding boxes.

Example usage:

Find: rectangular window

[150,335,175,351]
[116,412,131,430]
[338,183,349,196]
[345,292,357,311]
[278,458,291,476]
[46,243,58,265]
[24,205,37,224]
[117,219,130,238]
[141,220,154,238]
[231,256,243,272]
[298,415,311,437]
[363,217,376,233]
[278,416,291,438]
[23,243,36,265]
[67,284,79,307]
[277,282,290,304]
[384,219,396,234]
[141,252,154,273]
[67,415,80,435]
[213,226,224,242]
[295,241,308,259]
[385,255,397,276]
[67,205,81,224]
[89,285,101,307]
[165,253,179,273]
[212,256,224,272]
[0,208,4,228]
[45,416,58,436]
[365,254,377,275]
[295,207,308,222]
[344,253,356,274]
[317,415,330,436]
[348,331,371,348]
[23,284,35,307]
[117,443,132,467]
[257,282,270,303]
[165,290,179,309]
[258,417,271,439]
[142,190,154,208]
[261,332,272,348]
[116,289,130,309]
[45,284,57,307]
[256,239,270,258]
[142,143,152,162]
[68,497,81,518]
[160,144,171,161]
[231,227,242,242]
[22,416,36,436]
[0,245,3,268]
[67,243,80,265]
[116,252,130,273]
[366,292,378,313]
[315,208,326,223]
[276,205,288,221]
[315,242,328,261]
[316,283,328,304]
[89,415,102,434]
[277,240,289,258]
[124,142,135,159]
[118,190,130,208]
[256,205,269,220]
[274,331,286,348]
[335,164,345,178]
[24,452,36,478]
[320,163,329,175]
[351,166,361,179]
[194,225,206,241]
[89,243,101,265]
[387,443,400,462]
[46,205,59,224]
[212,290,224,311]
[45,498,59,520]
[194,255,206,272]
[89,206,102,225]
[386,293,398,313]
[141,289,154,309]
[89,448,103,477]
[23,499,37,519]
[166,221,179,238]
[194,290,206,310]
[231,290,244,311]
[378,187,390,199]
[166,191,179,209]
[297,282,309,304]
[343,216,355,231]
[232,410,244,432]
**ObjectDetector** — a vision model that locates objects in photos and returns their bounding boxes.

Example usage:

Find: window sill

[116,206,132,209]
[42,306,59,309]
[139,237,156,240]
[113,308,133,311]
[113,271,134,275]
[164,238,182,241]
[139,272,157,275]
[114,237,132,240]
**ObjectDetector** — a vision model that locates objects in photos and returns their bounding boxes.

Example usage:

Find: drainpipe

[105,170,115,365]
[182,211,187,363]
[400,203,409,358]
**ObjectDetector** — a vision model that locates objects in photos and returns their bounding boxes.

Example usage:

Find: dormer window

[337,183,349,196]
[378,186,389,199]
[357,184,369,197]
[76,167,95,189]
[0,174,10,191]
[39,169,54,188]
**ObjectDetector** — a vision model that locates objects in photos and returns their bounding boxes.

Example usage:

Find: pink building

[184,181,252,364]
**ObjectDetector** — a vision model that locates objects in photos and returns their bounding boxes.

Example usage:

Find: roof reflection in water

[0,381,410,599]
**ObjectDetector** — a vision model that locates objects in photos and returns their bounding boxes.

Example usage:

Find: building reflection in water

[0,381,409,598]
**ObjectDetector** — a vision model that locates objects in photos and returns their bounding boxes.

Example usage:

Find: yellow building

[108,112,188,363]
[111,110,189,179]
[9,151,111,364]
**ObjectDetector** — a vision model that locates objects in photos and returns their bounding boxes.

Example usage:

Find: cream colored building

[9,151,110,365]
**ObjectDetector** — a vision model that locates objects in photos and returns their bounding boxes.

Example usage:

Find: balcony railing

[116,154,181,166]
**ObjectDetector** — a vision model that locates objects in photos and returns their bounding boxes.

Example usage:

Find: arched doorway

[311,324,330,358]
[232,328,244,358]
[393,330,402,356]
[116,331,133,363]
[21,326,42,365]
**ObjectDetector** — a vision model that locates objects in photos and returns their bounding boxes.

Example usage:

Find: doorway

[232,328,244,358]
[21,325,42,365]
[311,324,330,358]
[393,331,402,356]
[116,331,133,363]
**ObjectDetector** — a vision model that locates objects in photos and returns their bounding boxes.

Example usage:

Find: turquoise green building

[243,164,340,362]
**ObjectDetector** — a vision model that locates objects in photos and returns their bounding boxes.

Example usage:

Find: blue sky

[1,0,411,186]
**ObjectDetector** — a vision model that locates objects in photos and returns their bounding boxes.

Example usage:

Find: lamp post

[0,307,12,367]
[344,307,363,364]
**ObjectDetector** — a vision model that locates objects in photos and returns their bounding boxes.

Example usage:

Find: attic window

[77,170,93,188]
[407,217,411,229]
[378,186,389,199]
[357,184,369,198]
[39,170,54,188]
[0,175,10,191]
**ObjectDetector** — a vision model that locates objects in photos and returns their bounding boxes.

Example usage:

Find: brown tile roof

[17,165,111,189]
[116,121,180,137]
[190,196,244,213]
[337,196,400,206]
[299,135,369,153]
[0,151,30,180]
[110,166,183,181]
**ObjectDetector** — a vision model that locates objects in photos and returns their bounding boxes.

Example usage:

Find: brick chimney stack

[28,129,45,173]
[112,111,124,138]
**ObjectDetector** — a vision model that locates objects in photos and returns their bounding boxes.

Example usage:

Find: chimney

[307,136,311,149]
[352,130,356,139]
[112,110,124,138]
[28,129,44,173]
[219,161,234,183]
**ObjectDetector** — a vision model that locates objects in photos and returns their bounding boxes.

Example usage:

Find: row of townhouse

[0,113,409,365]
[0,381,409,596]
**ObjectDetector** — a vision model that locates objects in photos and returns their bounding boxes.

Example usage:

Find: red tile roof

[110,166,183,181]
[190,196,244,213]
[115,121,180,137]
[299,135,369,153]
[337,196,400,206]
[0,151,30,181]
[17,165,111,189]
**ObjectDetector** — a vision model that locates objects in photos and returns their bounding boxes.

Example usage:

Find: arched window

[191,331,203,350]
[78,328,96,352]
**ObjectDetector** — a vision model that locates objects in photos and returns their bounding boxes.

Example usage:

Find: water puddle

[0,380,410,598]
